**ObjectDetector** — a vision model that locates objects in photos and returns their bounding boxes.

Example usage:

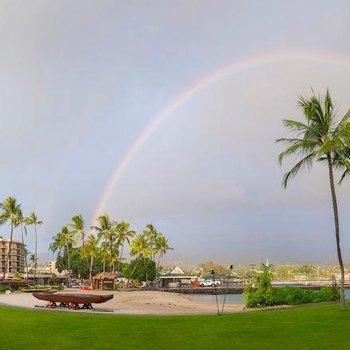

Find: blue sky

[1,1,350,265]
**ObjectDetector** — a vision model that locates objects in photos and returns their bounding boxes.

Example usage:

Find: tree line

[49,214,172,287]
[0,196,43,281]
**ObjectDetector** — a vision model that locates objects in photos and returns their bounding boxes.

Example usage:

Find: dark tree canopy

[123,257,156,282]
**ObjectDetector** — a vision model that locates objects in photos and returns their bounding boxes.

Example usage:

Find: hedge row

[244,285,339,307]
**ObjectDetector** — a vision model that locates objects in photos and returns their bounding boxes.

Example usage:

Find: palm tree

[130,233,152,283]
[143,224,160,261]
[91,214,113,272]
[18,211,30,279]
[155,234,173,273]
[49,231,66,257]
[107,244,119,273]
[49,227,76,287]
[29,253,36,272]
[153,234,173,285]
[115,221,135,275]
[82,234,100,284]
[60,226,77,287]
[70,214,85,246]
[25,212,43,279]
[0,197,22,281]
[277,89,350,310]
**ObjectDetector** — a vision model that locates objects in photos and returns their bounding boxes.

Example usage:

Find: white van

[199,279,221,287]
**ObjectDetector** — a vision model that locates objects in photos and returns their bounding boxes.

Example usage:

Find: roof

[160,266,197,279]
[159,275,196,279]
[170,266,184,275]
[93,272,116,280]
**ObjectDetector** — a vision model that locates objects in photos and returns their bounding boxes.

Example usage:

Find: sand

[0,289,244,315]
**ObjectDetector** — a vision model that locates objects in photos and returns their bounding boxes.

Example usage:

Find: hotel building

[0,238,25,276]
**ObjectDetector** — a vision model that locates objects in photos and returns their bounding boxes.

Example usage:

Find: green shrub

[313,286,339,302]
[285,287,314,304]
[0,285,11,293]
[244,285,339,308]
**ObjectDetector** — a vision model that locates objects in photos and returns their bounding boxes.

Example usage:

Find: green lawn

[1,303,350,349]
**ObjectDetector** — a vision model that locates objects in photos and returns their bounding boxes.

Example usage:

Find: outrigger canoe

[33,292,113,310]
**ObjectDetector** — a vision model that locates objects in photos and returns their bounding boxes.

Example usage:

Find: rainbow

[90,50,350,226]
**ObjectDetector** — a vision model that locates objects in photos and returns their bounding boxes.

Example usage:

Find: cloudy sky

[1,0,350,265]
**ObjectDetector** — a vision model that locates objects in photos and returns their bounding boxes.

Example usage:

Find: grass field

[0,303,349,349]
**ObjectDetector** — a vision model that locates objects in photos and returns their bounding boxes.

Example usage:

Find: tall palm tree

[143,224,160,261]
[115,221,135,275]
[29,253,36,272]
[60,226,77,287]
[0,197,22,281]
[130,233,152,283]
[155,234,173,273]
[18,211,30,279]
[82,234,100,284]
[107,244,119,273]
[25,212,43,279]
[49,230,66,257]
[49,228,76,286]
[91,214,113,272]
[70,214,85,246]
[277,90,350,310]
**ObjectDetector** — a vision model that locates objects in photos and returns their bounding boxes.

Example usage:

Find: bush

[0,284,11,293]
[244,285,340,308]
[313,286,340,302]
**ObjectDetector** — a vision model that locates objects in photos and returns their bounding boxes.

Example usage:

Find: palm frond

[282,119,308,132]
[334,109,350,135]
[278,139,317,165]
[316,139,333,156]
[282,152,315,188]
[276,137,303,145]
[338,169,349,184]
[332,147,350,184]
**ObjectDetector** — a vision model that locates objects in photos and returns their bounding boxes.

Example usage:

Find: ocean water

[188,288,350,305]
[188,293,243,304]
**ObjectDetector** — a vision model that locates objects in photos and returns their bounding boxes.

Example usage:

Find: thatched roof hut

[92,272,116,289]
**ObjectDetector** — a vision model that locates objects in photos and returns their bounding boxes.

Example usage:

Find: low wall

[159,285,328,295]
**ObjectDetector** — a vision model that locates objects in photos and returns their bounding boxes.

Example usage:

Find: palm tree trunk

[34,223,38,279]
[327,153,346,310]
[67,244,71,288]
[143,257,148,287]
[155,253,162,287]
[125,260,140,290]
[2,224,14,281]
[116,243,124,278]
[103,243,106,272]
[89,255,94,285]
[21,224,29,279]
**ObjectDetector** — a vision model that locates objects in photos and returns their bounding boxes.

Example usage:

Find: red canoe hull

[33,292,113,305]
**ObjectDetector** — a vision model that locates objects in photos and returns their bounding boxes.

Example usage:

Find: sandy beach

[0,289,244,315]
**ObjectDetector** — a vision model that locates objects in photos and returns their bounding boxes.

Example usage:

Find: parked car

[199,279,221,287]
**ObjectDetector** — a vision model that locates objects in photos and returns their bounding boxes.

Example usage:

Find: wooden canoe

[33,292,113,309]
